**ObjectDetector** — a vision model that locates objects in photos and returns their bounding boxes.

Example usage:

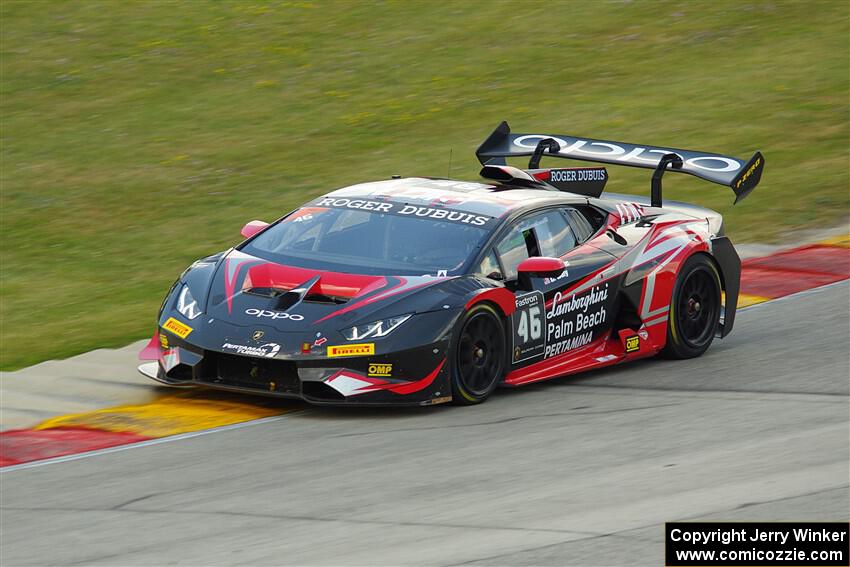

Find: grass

[1,0,848,370]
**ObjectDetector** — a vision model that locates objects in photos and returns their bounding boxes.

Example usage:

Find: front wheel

[450,304,506,404]
[662,254,722,359]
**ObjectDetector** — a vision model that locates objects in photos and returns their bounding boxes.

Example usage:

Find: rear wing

[476,121,764,205]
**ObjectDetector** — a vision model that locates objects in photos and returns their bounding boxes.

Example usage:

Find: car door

[481,207,619,367]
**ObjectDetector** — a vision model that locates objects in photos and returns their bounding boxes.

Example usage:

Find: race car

[139,121,764,405]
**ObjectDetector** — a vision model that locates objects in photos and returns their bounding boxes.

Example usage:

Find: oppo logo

[244,309,304,321]
[513,135,741,173]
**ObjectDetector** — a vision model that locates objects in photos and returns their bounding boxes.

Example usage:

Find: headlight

[176,284,203,320]
[341,314,411,341]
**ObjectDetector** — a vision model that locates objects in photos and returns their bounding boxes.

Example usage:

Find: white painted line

[0,414,292,473]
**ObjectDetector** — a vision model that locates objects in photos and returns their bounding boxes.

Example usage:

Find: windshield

[241,203,494,276]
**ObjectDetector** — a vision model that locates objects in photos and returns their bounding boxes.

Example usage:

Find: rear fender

[621,221,714,351]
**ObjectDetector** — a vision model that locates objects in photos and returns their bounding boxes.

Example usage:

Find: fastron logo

[245,309,304,321]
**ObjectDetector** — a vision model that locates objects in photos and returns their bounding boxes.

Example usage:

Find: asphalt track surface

[2,282,848,566]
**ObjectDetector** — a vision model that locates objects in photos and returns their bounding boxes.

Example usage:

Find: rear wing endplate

[476,121,764,205]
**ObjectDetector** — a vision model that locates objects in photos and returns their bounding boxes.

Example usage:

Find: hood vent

[303,293,348,305]
[244,275,348,307]
[245,287,287,298]
[275,291,304,311]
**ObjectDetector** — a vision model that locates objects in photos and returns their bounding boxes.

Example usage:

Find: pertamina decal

[163,317,193,339]
[368,363,393,377]
[327,343,376,358]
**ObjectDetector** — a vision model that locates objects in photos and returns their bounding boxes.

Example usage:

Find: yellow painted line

[818,234,850,248]
[738,293,771,308]
[34,391,293,438]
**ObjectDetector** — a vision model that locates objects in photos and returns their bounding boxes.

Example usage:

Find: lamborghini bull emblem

[252,330,265,341]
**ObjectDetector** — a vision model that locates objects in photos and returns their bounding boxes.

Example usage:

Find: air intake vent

[303,293,348,305]
[245,287,288,298]
[275,291,303,311]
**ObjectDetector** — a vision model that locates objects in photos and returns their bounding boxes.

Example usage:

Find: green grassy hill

[1,0,848,369]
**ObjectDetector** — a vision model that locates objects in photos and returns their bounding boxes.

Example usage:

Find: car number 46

[517,306,542,342]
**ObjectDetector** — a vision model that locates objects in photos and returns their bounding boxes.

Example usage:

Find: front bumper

[139,338,453,406]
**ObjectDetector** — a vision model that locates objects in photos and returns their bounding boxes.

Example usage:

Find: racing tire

[450,303,506,404]
[661,254,722,359]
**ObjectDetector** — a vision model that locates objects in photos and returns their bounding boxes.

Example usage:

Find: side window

[496,223,535,282]
[475,250,503,281]
[496,210,580,281]
[538,210,577,257]
[565,208,594,242]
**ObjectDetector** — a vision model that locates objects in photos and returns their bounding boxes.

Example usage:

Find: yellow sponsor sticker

[159,333,169,349]
[368,363,393,377]
[327,343,375,358]
[163,317,193,339]
[734,155,761,189]
[625,335,640,353]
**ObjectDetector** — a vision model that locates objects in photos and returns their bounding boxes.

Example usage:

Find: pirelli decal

[734,155,762,190]
[327,343,375,358]
[163,317,193,339]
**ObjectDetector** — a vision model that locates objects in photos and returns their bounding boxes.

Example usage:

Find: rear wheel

[451,304,506,404]
[662,254,722,359]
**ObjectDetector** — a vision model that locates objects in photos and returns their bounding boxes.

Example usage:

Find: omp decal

[368,363,393,377]
[327,343,375,357]
[163,317,192,339]
[158,333,168,349]
[625,335,640,353]
[325,359,446,397]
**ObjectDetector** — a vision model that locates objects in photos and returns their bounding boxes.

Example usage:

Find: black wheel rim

[676,267,718,348]
[457,312,504,397]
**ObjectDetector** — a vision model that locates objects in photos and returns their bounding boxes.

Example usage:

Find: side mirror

[517,256,566,291]
[241,220,269,239]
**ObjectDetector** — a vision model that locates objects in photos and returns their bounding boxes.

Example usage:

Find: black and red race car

[139,121,764,405]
